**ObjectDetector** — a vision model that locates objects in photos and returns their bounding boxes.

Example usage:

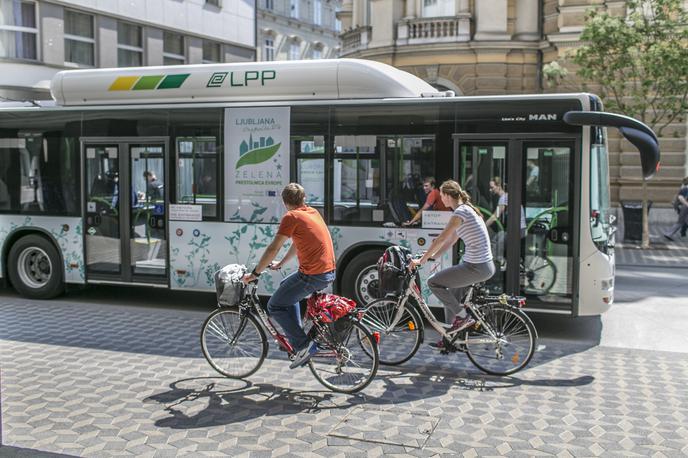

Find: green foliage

[569,0,688,135]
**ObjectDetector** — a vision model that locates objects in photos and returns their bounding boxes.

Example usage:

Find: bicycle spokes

[464,305,535,376]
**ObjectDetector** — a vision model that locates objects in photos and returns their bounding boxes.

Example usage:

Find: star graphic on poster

[276,164,282,170]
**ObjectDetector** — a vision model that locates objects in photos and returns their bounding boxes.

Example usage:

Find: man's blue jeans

[267,270,336,352]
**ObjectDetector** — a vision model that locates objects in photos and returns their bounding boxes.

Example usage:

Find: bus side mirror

[618,126,660,180]
[563,111,660,180]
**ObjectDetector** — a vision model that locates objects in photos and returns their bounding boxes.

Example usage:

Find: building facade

[0,0,256,101]
[256,0,341,61]
[338,0,687,213]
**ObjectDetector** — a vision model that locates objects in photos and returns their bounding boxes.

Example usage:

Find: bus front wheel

[8,234,64,299]
[341,250,384,306]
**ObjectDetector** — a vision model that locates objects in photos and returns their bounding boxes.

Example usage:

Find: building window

[290,0,298,18]
[422,0,455,17]
[117,21,143,67]
[264,38,274,61]
[0,0,37,60]
[163,31,185,65]
[206,0,221,7]
[264,0,274,10]
[202,40,221,63]
[64,10,94,67]
[311,47,321,60]
[289,42,300,60]
[313,0,322,25]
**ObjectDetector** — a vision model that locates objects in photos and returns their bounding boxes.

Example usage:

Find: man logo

[529,114,557,121]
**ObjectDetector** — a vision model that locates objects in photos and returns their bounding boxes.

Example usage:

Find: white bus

[0,59,659,316]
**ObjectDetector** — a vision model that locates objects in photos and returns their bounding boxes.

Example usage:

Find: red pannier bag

[307,293,357,323]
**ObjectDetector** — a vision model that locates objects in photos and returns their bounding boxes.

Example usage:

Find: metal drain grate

[327,406,440,449]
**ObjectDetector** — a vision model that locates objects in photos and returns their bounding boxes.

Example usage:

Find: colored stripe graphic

[133,75,164,90]
[108,73,191,91]
[158,74,190,89]
[109,76,139,91]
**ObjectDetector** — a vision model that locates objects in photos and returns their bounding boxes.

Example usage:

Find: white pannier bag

[215,264,247,306]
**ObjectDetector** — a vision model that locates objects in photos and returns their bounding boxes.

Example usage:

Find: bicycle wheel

[523,254,557,294]
[201,308,268,379]
[359,298,423,365]
[465,304,536,376]
[309,319,379,394]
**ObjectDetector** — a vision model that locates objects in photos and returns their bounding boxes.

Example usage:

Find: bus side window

[294,136,325,217]
[170,108,222,220]
[332,135,381,224]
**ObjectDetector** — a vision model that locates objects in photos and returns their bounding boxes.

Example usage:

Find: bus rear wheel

[8,234,64,299]
[341,249,384,306]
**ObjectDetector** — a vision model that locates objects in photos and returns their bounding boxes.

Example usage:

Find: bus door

[82,138,169,284]
[454,134,578,314]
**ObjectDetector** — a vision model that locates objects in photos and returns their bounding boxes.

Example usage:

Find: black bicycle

[201,279,380,394]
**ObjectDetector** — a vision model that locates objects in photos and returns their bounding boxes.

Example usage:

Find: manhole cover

[327,406,439,449]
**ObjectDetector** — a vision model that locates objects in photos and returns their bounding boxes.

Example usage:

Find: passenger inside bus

[484,177,527,267]
[141,170,164,201]
[402,176,451,226]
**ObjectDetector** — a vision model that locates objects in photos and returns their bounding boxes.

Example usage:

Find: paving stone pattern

[2,297,688,457]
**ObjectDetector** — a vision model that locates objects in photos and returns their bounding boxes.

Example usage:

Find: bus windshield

[590,128,613,251]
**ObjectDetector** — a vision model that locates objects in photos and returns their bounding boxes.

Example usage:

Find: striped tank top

[453,204,493,264]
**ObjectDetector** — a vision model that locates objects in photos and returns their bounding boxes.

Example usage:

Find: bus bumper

[578,249,614,316]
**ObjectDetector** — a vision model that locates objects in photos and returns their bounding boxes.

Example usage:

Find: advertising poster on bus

[224,107,290,222]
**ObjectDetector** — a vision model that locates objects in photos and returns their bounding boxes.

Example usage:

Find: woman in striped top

[408,180,495,347]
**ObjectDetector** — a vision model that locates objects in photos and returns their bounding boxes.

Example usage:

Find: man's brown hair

[282,183,306,207]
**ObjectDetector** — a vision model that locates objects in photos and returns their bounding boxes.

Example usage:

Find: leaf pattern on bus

[329,226,342,253]
[235,143,281,169]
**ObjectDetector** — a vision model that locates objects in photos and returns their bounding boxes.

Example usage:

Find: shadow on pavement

[145,377,358,429]
[146,369,595,430]
[2,284,603,373]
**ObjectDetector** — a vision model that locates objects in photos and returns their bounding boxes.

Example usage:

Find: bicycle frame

[236,284,345,359]
[386,271,506,346]
[238,284,295,354]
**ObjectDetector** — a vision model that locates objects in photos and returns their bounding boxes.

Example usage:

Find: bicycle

[200,277,380,394]
[359,251,537,376]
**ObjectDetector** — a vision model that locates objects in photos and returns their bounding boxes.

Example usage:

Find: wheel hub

[355,266,379,304]
[17,247,52,289]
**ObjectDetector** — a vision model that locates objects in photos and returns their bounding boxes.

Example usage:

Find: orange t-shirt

[426,189,450,211]
[277,206,336,275]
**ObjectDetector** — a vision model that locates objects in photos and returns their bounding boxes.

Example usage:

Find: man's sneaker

[289,341,318,369]
[449,315,476,333]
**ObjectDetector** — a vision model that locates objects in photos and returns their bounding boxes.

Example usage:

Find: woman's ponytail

[440,180,481,216]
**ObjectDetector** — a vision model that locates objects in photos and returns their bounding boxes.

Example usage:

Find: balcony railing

[341,26,371,54]
[398,15,471,44]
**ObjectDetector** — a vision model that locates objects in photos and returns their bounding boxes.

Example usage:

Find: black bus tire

[341,249,384,306]
[7,234,64,299]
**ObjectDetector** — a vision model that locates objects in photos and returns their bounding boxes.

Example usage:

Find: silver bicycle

[359,251,537,376]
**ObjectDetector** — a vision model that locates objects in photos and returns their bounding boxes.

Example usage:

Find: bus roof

[50,59,446,106]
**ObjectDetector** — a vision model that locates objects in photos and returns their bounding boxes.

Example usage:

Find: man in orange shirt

[242,183,336,369]
[403,177,450,226]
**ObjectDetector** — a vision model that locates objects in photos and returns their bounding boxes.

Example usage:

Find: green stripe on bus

[133,75,164,90]
[157,74,190,89]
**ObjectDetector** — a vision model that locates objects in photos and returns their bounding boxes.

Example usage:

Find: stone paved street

[2,266,688,457]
